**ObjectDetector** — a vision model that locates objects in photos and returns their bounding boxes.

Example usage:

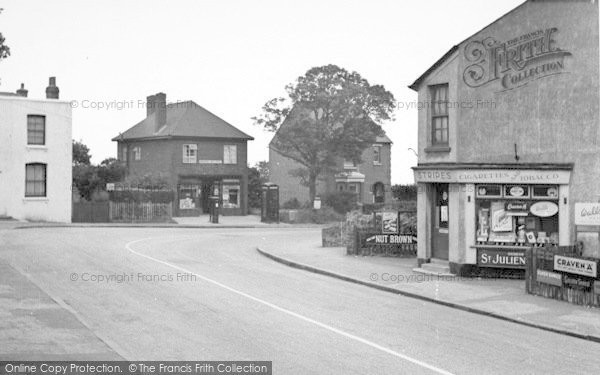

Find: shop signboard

[413,168,571,184]
[530,201,559,217]
[505,201,528,216]
[364,234,418,245]
[477,248,527,269]
[574,203,600,226]
[536,269,562,287]
[553,255,598,278]
[562,275,593,290]
[375,211,399,234]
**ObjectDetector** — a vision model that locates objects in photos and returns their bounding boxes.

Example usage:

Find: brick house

[269,114,392,206]
[112,93,253,216]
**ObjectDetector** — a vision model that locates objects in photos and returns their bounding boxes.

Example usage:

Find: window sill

[26,145,48,151]
[23,197,49,202]
[373,162,382,166]
[424,146,451,153]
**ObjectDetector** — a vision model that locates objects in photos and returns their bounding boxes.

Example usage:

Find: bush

[109,189,175,203]
[279,206,344,224]
[282,197,302,209]
[323,192,359,214]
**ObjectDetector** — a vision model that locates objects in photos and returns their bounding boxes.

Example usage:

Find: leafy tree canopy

[253,64,395,202]
[0,9,10,62]
[73,140,91,166]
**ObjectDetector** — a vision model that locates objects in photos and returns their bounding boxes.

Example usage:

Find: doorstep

[413,259,455,277]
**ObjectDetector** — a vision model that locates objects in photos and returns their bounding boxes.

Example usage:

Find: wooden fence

[525,245,600,307]
[109,201,173,223]
[72,202,110,223]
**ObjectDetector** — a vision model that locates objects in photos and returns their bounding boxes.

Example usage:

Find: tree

[391,184,418,201]
[73,164,101,201]
[73,140,91,165]
[97,158,127,184]
[0,9,10,63]
[253,65,395,202]
[247,161,270,209]
[72,142,127,200]
[256,160,270,182]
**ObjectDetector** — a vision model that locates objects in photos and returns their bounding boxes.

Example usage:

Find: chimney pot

[16,83,28,97]
[46,76,59,99]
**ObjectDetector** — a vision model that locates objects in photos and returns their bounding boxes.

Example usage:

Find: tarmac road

[1,227,599,374]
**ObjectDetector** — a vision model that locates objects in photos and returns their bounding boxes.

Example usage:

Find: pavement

[257,239,600,343]
[1,226,599,373]
[0,262,123,360]
[0,215,317,229]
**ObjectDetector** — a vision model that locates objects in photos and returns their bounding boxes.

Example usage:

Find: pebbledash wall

[410,0,599,275]
[0,89,72,222]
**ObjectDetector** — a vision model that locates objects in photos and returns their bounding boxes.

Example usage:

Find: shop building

[0,78,72,222]
[113,93,253,216]
[410,0,599,275]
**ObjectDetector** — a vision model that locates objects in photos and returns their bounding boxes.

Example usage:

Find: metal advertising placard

[553,255,598,278]
[477,248,527,269]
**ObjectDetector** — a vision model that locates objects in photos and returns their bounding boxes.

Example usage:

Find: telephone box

[261,183,279,223]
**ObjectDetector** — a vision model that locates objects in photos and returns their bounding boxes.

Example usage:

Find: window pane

[25,164,46,197]
[27,116,45,145]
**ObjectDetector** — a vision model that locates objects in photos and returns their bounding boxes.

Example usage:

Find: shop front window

[222,179,240,208]
[476,184,559,246]
[179,185,200,210]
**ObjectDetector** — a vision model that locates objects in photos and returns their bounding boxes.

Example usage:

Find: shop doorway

[431,183,449,260]
[200,181,220,213]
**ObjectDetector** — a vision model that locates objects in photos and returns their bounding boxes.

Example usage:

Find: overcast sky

[0,0,524,183]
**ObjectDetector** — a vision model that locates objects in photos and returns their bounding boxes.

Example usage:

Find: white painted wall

[0,96,72,222]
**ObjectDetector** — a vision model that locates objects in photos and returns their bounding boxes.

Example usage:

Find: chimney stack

[146,94,156,117]
[147,92,166,132]
[46,77,59,99]
[16,83,28,97]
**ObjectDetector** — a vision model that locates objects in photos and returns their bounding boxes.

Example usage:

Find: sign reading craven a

[554,255,598,278]
[463,28,572,91]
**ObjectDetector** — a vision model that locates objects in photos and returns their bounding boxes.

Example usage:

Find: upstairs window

[430,84,449,146]
[133,146,141,161]
[224,145,237,164]
[122,145,128,162]
[27,115,46,145]
[343,159,357,169]
[373,145,382,165]
[25,163,47,197]
[183,144,198,164]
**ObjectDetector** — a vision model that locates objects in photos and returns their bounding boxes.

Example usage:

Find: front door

[201,183,213,214]
[431,183,449,260]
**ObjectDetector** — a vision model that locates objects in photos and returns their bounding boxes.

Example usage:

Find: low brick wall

[322,224,344,247]
[525,247,600,307]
